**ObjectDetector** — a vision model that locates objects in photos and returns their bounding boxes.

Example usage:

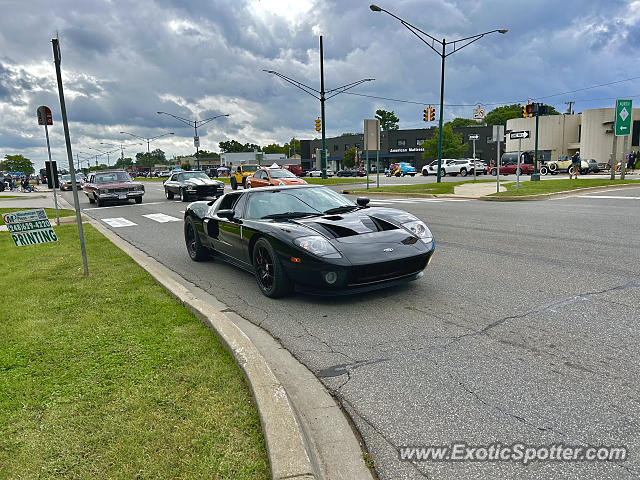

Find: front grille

[194,185,222,195]
[106,187,135,193]
[349,253,430,286]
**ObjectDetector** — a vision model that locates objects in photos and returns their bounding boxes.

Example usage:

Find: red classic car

[490,162,535,176]
[83,170,145,207]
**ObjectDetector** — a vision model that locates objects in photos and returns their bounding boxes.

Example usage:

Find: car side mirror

[217,209,235,220]
[356,197,370,207]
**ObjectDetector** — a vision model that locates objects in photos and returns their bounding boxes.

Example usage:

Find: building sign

[389,147,424,153]
[3,208,58,247]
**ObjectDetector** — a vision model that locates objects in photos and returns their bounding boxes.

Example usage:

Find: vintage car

[540,157,591,175]
[163,170,225,201]
[83,170,144,206]
[183,185,435,297]
[245,168,308,188]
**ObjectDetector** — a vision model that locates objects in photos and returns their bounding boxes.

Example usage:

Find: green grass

[349,179,495,195]
[492,178,640,196]
[0,208,76,225]
[0,196,22,200]
[0,225,269,479]
[135,177,165,182]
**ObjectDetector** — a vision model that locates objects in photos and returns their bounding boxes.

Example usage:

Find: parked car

[83,170,145,206]
[308,168,335,177]
[283,164,306,177]
[470,159,488,174]
[163,170,225,202]
[246,168,307,188]
[230,164,260,189]
[59,174,83,191]
[183,185,435,297]
[388,162,417,177]
[540,157,591,175]
[421,159,457,176]
[438,159,480,177]
[490,162,535,176]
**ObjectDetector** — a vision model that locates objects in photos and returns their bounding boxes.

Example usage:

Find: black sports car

[183,185,435,297]
[163,170,225,202]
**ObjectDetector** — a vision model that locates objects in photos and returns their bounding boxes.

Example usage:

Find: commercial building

[300,126,503,171]
[505,108,640,163]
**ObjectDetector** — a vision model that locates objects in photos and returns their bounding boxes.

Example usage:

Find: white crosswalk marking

[102,217,137,227]
[142,213,182,223]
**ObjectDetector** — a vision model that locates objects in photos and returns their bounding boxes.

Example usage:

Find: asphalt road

[65,181,640,480]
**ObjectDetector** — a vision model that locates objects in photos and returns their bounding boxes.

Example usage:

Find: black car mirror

[356,197,370,207]
[217,209,235,220]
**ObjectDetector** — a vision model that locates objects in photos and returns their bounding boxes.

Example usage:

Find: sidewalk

[0,189,64,209]
[453,181,507,197]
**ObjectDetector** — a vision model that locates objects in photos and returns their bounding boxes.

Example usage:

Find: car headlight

[403,220,433,243]
[293,235,341,258]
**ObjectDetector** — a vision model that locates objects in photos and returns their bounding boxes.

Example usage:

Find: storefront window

[397,139,407,147]
[416,139,425,146]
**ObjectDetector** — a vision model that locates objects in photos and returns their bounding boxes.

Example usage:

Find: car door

[502,163,516,175]
[164,173,177,194]
[254,170,269,187]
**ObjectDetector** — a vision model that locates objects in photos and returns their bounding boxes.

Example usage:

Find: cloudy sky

[1,0,639,170]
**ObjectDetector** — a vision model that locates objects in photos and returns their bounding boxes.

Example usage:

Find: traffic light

[429,107,435,121]
[423,108,429,122]
[522,104,527,118]
[314,117,321,132]
[525,103,535,118]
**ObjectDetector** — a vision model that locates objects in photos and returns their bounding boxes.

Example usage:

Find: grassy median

[0,224,269,479]
[348,179,495,195]
[492,178,640,196]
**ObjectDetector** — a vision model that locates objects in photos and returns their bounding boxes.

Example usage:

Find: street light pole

[157,112,230,171]
[320,36,327,179]
[369,4,507,183]
[120,131,174,170]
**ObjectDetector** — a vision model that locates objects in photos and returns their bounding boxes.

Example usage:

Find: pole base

[530,173,541,182]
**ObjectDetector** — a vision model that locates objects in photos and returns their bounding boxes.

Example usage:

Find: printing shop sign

[3,208,58,247]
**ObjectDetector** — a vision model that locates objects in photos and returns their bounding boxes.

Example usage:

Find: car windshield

[182,172,209,180]
[94,172,132,184]
[245,187,354,219]
[243,165,258,173]
[61,175,71,181]
[268,169,296,179]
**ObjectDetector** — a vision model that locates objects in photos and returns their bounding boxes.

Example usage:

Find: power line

[344,75,640,108]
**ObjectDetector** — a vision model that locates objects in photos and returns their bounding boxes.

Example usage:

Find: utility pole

[565,101,575,115]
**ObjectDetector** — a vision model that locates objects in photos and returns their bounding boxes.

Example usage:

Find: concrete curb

[480,182,640,201]
[340,189,479,200]
[59,193,374,480]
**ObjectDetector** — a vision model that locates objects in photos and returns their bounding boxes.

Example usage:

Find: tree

[375,109,399,130]
[219,140,245,152]
[449,118,481,129]
[421,124,467,160]
[3,154,34,174]
[114,157,133,169]
[342,147,357,168]
[262,143,285,154]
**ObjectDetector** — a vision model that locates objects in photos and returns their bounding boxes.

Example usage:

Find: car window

[245,187,353,219]
[255,170,265,179]
[268,169,296,179]
[183,172,209,180]
[95,172,132,183]
[217,193,242,211]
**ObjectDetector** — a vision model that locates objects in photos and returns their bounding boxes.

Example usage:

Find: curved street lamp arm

[197,113,230,128]
[445,30,507,57]
[325,78,376,100]
[148,132,174,142]
[120,131,146,141]
[157,111,194,127]
[263,69,320,99]
[398,20,442,56]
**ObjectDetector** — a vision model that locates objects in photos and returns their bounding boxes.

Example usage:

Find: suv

[422,159,457,176]
[283,164,305,177]
[230,164,259,189]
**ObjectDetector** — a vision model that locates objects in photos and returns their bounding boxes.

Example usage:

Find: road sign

[468,134,479,140]
[615,99,632,136]
[473,105,486,119]
[492,124,505,142]
[509,130,530,139]
[2,208,58,247]
[194,136,200,147]
[37,105,53,125]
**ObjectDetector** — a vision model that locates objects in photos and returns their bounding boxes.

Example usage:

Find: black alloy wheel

[252,238,291,298]
[185,217,207,261]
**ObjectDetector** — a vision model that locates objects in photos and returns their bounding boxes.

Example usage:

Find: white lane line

[102,217,137,227]
[142,213,182,223]
[83,201,167,211]
[578,195,640,199]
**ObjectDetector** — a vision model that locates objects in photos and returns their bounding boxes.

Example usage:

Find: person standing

[570,152,580,179]
[628,151,636,172]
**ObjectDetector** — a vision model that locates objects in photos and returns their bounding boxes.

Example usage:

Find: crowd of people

[1,173,37,192]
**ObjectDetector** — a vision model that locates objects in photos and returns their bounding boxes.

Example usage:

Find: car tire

[440,168,446,177]
[252,237,291,298]
[540,166,548,175]
[460,168,467,177]
[88,196,95,204]
[410,173,415,177]
[230,177,238,190]
[548,163,557,172]
[490,168,497,176]
[241,177,247,188]
[96,197,103,207]
[422,170,428,176]
[135,196,142,204]
[185,217,208,262]
[180,188,189,202]
[165,188,174,200]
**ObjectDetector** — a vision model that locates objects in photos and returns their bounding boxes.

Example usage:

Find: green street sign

[615,99,632,136]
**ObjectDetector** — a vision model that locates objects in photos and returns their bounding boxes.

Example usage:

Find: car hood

[273,178,306,185]
[184,178,223,186]
[92,181,142,188]
[275,207,432,263]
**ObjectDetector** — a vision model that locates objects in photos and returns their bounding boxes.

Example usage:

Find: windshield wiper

[260,211,322,220]
[323,205,359,214]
